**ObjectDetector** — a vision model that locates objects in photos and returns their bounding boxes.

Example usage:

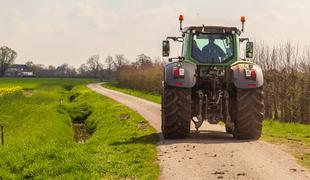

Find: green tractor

[161,15,264,140]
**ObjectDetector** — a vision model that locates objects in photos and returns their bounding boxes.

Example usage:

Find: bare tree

[32,64,45,76]
[25,61,35,69]
[78,64,89,77]
[135,54,153,68]
[56,63,76,76]
[87,55,103,78]
[105,56,114,71]
[0,46,17,76]
[114,54,129,70]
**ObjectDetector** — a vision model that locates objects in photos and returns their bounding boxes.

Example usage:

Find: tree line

[25,54,132,79]
[253,42,310,124]
[0,46,130,79]
[114,42,310,124]
[0,43,309,123]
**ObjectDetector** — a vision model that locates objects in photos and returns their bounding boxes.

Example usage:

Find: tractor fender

[164,61,197,88]
[231,62,264,89]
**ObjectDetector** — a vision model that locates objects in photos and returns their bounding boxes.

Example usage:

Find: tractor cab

[162,16,254,66]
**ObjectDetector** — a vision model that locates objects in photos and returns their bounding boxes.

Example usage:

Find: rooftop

[182,26,241,35]
[9,64,32,72]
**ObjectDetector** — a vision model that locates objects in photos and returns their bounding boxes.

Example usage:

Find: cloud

[72,0,186,32]
[72,0,120,30]
[1,0,310,66]
[0,8,26,34]
[263,12,284,23]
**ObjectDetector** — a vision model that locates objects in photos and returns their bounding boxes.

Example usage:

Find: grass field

[0,78,159,179]
[102,82,310,169]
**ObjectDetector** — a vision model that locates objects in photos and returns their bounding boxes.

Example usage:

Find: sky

[0,0,309,67]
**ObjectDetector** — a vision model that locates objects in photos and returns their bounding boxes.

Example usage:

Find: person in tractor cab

[192,40,203,61]
[202,36,226,63]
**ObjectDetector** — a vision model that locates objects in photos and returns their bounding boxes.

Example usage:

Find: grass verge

[102,82,161,103]
[0,78,159,179]
[102,82,310,169]
[262,120,310,169]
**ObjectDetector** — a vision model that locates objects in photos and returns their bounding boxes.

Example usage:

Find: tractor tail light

[173,67,185,79]
[250,70,256,79]
[245,69,256,79]
[173,67,179,78]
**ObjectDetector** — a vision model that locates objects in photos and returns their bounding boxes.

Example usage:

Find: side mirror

[162,40,170,57]
[246,42,254,58]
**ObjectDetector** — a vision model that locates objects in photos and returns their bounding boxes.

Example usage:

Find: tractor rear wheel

[161,83,191,139]
[233,87,264,140]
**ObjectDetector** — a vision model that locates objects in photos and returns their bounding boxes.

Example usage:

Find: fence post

[1,126,3,145]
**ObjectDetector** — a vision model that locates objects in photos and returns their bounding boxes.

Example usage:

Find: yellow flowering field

[0,86,23,96]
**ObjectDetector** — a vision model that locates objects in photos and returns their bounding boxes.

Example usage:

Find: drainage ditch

[65,90,95,143]
[70,103,94,143]
[73,122,92,144]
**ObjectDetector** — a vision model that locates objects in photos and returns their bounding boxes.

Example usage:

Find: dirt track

[87,83,310,180]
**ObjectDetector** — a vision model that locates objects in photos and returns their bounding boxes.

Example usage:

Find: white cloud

[72,0,186,32]
[72,0,120,31]
[0,8,26,34]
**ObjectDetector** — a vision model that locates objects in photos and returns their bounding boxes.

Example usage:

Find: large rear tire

[233,87,264,140]
[161,84,191,139]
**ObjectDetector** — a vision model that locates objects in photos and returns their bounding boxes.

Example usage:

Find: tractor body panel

[231,62,264,89]
[164,61,197,88]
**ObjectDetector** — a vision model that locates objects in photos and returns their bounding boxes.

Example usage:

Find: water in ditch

[73,123,92,144]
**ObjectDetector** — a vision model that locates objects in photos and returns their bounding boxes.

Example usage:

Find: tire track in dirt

[88,83,310,180]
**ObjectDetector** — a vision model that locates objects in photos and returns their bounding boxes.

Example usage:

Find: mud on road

[88,83,310,180]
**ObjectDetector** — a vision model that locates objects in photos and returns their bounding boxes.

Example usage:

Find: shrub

[0,86,23,96]
[66,102,93,123]
[116,64,163,94]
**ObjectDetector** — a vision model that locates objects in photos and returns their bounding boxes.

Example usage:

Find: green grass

[262,120,310,142]
[102,82,161,103]
[0,77,95,90]
[102,82,310,169]
[262,120,310,169]
[0,78,159,179]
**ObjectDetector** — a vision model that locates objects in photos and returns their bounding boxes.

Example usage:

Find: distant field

[0,78,159,179]
[102,82,310,169]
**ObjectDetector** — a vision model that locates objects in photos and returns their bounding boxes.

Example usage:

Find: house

[5,64,34,77]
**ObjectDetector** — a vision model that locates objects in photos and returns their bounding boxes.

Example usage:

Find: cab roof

[182,26,241,35]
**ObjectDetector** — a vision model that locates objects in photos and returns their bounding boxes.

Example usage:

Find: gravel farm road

[87,83,310,180]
